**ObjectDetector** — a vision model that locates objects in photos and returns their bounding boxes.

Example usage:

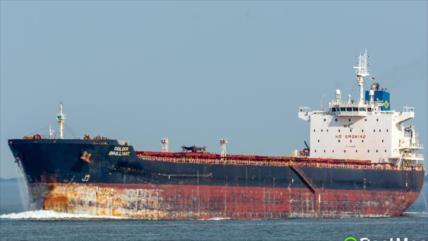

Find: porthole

[350,129,352,132]
[355,150,358,153]
[361,129,364,132]
[384,150,387,153]
[379,129,381,132]
[314,150,317,153]
[361,140,364,143]
[321,129,323,132]
[376,150,379,153]
[335,118,338,122]
[318,140,320,143]
[386,129,389,132]
[338,140,341,143]
[323,150,326,153]
[344,150,347,153]
[376,118,379,122]
[364,119,367,121]
[338,129,341,133]
[332,150,335,153]
[382,140,384,143]
[367,150,370,153]
[373,129,376,132]
[323,118,326,122]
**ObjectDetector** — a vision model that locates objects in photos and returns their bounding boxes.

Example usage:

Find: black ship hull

[8,139,425,219]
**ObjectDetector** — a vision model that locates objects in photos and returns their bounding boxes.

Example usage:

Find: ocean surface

[0,179,427,241]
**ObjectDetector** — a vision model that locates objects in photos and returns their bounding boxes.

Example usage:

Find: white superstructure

[298,51,423,165]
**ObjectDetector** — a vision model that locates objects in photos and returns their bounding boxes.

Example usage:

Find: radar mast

[353,49,370,105]
[56,102,66,139]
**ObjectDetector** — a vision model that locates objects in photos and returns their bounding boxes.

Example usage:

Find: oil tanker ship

[8,51,425,219]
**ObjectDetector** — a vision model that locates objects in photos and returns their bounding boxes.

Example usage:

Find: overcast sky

[1,1,426,178]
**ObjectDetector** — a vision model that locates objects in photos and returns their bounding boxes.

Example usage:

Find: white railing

[403,106,415,113]
[402,153,424,161]
[298,107,311,112]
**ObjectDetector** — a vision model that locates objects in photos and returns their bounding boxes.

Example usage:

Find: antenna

[320,94,324,110]
[56,102,66,139]
[353,49,370,105]
[48,124,55,139]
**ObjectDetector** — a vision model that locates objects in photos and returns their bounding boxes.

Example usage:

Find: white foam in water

[200,217,231,221]
[0,210,127,220]
[2,210,426,220]
[208,217,230,221]
[403,211,428,218]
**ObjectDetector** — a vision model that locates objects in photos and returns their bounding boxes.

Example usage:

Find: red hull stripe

[78,183,418,219]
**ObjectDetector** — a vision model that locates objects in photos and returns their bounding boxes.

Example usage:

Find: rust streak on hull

[30,183,419,220]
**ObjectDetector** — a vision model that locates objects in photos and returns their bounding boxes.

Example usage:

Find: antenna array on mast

[354,50,369,77]
[353,49,370,105]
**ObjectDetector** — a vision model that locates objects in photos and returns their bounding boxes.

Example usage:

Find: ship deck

[135,151,422,171]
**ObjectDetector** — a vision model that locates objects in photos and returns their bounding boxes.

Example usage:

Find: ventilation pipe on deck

[161,138,169,152]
